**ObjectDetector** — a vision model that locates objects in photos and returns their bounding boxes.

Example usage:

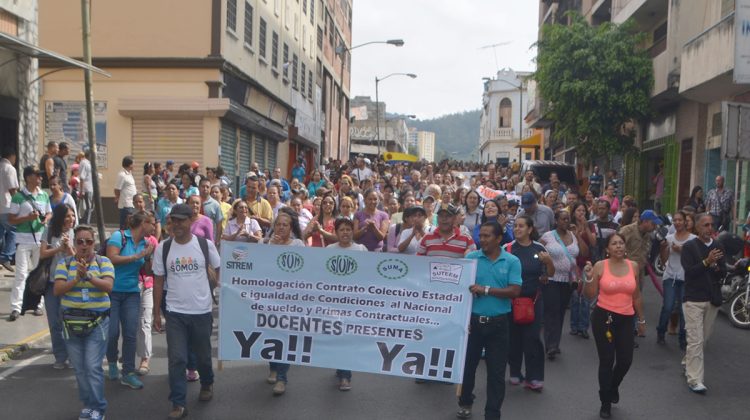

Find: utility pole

[81,0,106,243]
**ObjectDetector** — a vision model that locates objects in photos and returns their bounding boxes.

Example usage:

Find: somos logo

[170,256,200,274]
[277,252,304,273]
[377,258,408,280]
[326,255,358,276]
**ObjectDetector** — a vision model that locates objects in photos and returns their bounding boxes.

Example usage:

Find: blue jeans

[65,316,110,412]
[657,278,686,344]
[270,362,290,383]
[107,292,140,375]
[459,315,509,420]
[336,369,352,380]
[44,284,68,363]
[569,289,592,333]
[165,311,214,407]
[0,213,16,263]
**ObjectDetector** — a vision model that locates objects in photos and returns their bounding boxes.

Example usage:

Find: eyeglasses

[76,239,95,246]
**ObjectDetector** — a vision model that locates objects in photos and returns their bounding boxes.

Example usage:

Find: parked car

[520,160,580,192]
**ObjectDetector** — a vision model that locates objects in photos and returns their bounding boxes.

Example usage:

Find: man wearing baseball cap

[152,203,220,418]
[417,204,476,259]
[620,209,662,273]
[518,191,554,235]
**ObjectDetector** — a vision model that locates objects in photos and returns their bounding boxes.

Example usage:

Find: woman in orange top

[583,233,645,419]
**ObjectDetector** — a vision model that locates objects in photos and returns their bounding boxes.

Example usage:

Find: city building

[36,0,351,219]
[0,0,107,169]
[531,0,749,223]
[415,130,435,162]
[349,96,408,158]
[479,68,534,167]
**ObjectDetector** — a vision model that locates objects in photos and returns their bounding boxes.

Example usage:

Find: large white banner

[218,242,477,383]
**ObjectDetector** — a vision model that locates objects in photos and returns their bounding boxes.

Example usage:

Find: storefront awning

[515,132,541,148]
[0,32,110,77]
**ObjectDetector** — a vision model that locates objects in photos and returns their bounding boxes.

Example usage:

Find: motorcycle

[716,232,750,329]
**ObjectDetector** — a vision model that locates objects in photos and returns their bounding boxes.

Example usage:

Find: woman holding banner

[265,208,305,396]
[326,217,367,391]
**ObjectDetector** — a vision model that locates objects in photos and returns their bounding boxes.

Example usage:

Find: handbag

[512,291,539,325]
[26,229,55,296]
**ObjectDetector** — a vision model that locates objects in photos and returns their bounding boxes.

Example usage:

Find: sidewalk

[0,287,50,363]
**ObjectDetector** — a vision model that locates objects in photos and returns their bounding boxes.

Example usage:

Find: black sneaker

[657,334,666,345]
[8,310,19,321]
[599,402,611,418]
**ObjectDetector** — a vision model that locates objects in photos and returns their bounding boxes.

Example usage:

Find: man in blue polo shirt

[457,221,522,420]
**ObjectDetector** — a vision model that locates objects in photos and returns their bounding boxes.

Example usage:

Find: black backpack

[98,229,126,257]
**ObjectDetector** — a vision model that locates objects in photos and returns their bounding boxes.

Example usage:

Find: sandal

[137,360,150,376]
[456,407,472,419]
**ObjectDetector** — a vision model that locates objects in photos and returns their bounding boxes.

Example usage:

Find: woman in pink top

[583,233,645,419]
[187,195,214,241]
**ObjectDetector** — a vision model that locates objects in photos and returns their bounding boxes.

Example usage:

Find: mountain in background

[406,110,481,161]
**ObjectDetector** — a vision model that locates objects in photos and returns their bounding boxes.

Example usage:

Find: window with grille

[243,2,253,46]
[327,13,334,46]
[317,26,323,49]
[259,18,267,58]
[283,43,289,78]
[292,54,299,90]
[227,0,237,33]
[308,69,313,100]
[711,112,722,137]
[303,0,307,15]
[271,32,279,68]
[310,0,315,25]
[301,63,307,97]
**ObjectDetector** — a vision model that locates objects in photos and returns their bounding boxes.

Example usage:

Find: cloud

[350,0,538,119]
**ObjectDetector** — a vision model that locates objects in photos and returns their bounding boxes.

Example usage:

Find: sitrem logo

[377,258,408,280]
[326,255,358,276]
[277,252,304,273]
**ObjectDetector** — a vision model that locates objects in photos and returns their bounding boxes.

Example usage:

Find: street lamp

[375,72,417,157]
[334,39,404,162]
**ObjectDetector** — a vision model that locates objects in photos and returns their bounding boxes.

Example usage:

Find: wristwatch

[484,286,490,296]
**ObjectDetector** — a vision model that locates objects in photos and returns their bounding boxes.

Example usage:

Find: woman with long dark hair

[686,186,705,213]
[471,199,513,246]
[570,201,594,338]
[39,204,76,368]
[584,233,645,419]
[463,190,483,232]
[353,189,390,252]
[507,215,554,391]
[304,193,338,247]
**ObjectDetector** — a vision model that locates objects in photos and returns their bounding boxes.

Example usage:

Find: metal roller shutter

[220,121,237,179]
[267,139,277,170]
[131,119,203,171]
[254,135,266,170]
[239,129,252,178]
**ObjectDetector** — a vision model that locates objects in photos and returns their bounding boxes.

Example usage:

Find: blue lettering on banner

[218,242,477,383]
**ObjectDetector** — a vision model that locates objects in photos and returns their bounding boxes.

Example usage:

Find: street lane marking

[0,351,49,380]
[0,329,49,356]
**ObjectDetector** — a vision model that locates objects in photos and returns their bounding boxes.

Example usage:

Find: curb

[0,329,49,363]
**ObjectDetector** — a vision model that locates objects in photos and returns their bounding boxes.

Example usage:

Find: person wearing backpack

[53,224,114,420]
[105,211,155,390]
[8,166,51,321]
[152,203,220,419]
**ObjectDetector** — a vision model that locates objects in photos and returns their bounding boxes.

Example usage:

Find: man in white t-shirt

[78,149,94,224]
[114,156,137,229]
[397,206,430,255]
[350,156,373,185]
[0,148,19,272]
[152,203,220,419]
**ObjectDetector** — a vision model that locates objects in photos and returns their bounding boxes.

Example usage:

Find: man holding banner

[457,222,522,420]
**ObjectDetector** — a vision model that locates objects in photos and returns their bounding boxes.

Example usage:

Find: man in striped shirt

[417,204,476,258]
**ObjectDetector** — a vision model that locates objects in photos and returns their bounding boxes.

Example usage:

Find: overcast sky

[350,0,539,120]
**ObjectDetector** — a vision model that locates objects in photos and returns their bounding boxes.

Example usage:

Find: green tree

[535,13,653,160]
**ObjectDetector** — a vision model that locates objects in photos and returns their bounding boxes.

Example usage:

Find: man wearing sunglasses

[152,204,220,419]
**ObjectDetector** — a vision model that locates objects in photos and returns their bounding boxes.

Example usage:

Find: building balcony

[494,127,513,139]
[612,0,668,26]
[680,12,744,103]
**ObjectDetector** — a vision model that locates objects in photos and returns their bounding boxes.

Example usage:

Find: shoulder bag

[506,243,539,325]
[553,230,583,291]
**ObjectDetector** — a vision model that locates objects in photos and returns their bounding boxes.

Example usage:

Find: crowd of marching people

[0,142,745,419]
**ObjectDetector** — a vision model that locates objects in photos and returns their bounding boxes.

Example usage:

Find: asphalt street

[1,284,749,420]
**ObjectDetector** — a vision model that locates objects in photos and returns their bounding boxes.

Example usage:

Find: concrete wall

[680,15,734,94]
[38,0,211,58]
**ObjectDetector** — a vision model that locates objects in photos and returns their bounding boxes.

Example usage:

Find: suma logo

[277,251,304,273]
[377,259,408,280]
[326,255,358,276]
